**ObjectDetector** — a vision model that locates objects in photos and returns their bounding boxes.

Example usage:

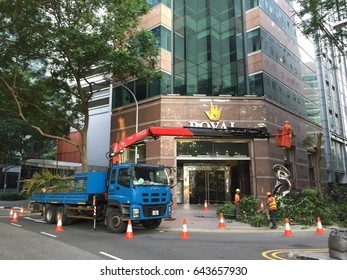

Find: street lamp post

[119,84,139,163]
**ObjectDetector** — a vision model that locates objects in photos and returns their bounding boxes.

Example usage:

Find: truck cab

[105,163,172,233]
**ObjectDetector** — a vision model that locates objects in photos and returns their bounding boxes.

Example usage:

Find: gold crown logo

[205,102,222,121]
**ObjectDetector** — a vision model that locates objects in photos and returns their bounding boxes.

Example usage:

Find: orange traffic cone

[203,200,209,211]
[180,218,190,239]
[283,218,293,237]
[315,217,324,235]
[11,211,18,223]
[259,202,264,211]
[218,212,226,228]
[123,219,135,239]
[55,214,64,232]
[19,206,24,216]
[8,208,14,219]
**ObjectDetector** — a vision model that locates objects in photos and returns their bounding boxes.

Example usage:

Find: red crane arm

[110,126,271,165]
[110,127,194,165]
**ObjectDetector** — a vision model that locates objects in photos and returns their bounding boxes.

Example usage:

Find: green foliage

[301,135,314,147]
[240,196,269,227]
[324,184,347,227]
[216,202,236,219]
[0,0,160,171]
[0,192,24,201]
[296,0,347,50]
[277,187,345,226]
[216,186,347,228]
[216,196,269,227]
[0,92,58,165]
[334,202,347,227]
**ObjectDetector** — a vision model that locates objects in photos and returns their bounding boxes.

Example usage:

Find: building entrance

[189,169,227,204]
[182,164,230,205]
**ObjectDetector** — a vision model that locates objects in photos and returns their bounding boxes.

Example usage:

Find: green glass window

[151,25,171,52]
[112,72,172,108]
[245,0,259,10]
[249,73,264,96]
[258,0,297,42]
[247,28,261,53]
[262,72,321,124]
[173,0,246,96]
[177,141,250,157]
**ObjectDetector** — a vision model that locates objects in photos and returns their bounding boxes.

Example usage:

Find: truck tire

[44,205,57,224]
[56,206,74,225]
[106,209,127,233]
[141,219,162,229]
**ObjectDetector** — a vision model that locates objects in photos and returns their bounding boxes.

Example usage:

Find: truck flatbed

[30,172,107,205]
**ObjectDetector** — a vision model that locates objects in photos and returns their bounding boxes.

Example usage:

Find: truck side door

[108,167,132,204]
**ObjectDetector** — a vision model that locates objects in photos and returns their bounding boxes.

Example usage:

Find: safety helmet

[266,192,271,196]
[236,188,240,193]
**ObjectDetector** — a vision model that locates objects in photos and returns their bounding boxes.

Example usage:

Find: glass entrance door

[208,170,226,203]
[186,165,229,204]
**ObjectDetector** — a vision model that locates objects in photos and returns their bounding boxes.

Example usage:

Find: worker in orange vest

[234,188,241,220]
[283,120,292,130]
[266,192,277,229]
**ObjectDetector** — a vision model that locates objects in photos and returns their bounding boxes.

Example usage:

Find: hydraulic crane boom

[109,126,271,165]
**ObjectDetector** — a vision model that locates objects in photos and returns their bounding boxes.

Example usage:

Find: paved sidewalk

[0,200,30,211]
[161,203,256,232]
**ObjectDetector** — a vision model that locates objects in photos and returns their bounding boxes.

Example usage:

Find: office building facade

[109,0,336,204]
[313,31,347,185]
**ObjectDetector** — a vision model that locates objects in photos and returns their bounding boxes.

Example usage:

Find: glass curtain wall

[173,0,246,96]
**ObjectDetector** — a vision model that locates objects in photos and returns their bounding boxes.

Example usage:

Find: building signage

[188,102,235,129]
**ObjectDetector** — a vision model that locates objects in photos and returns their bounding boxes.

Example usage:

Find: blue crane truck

[30,125,275,233]
[30,163,173,233]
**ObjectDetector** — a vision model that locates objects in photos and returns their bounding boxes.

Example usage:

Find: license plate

[152,210,159,216]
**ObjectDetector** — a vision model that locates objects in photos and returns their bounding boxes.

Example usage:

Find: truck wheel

[44,205,57,224]
[106,209,127,233]
[56,206,74,225]
[141,219,162,229]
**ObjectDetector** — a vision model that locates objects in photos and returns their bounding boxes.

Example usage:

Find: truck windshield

[133,166,169,186]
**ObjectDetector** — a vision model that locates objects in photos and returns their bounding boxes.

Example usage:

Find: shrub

[0,192,23,201]
[216,202,236,219]
[240,196,270,227]
[216,196,270,227]
[216,186,347,228]
[277,187,337,226]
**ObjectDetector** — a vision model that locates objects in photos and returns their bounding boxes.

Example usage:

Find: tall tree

[302,132,324,198]
[0,89,58,184]
[0,0,159,171]
[296,0,347,49]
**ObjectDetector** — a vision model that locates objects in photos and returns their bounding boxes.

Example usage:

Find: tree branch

[0,76,82,153]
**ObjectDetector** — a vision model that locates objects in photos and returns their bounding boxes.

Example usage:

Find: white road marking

[40,232,57,238]
[99,251,123,260]
[10,223,22,227]
[24,217,46,223]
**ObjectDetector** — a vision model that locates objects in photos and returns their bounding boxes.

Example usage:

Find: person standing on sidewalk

[266,191,277,229]
[234,188,241,220]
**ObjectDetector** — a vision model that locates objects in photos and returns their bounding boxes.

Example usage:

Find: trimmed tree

[0,0,159,171]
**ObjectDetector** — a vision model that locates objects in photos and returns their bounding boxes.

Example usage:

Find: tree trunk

[80,130,88,172]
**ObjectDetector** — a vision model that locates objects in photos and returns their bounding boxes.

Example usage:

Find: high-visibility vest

[267,197,277,211]
[234,193,240,206]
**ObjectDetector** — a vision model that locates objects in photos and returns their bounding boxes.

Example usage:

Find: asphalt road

[0,213,330,260]
[1,202,342,280]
